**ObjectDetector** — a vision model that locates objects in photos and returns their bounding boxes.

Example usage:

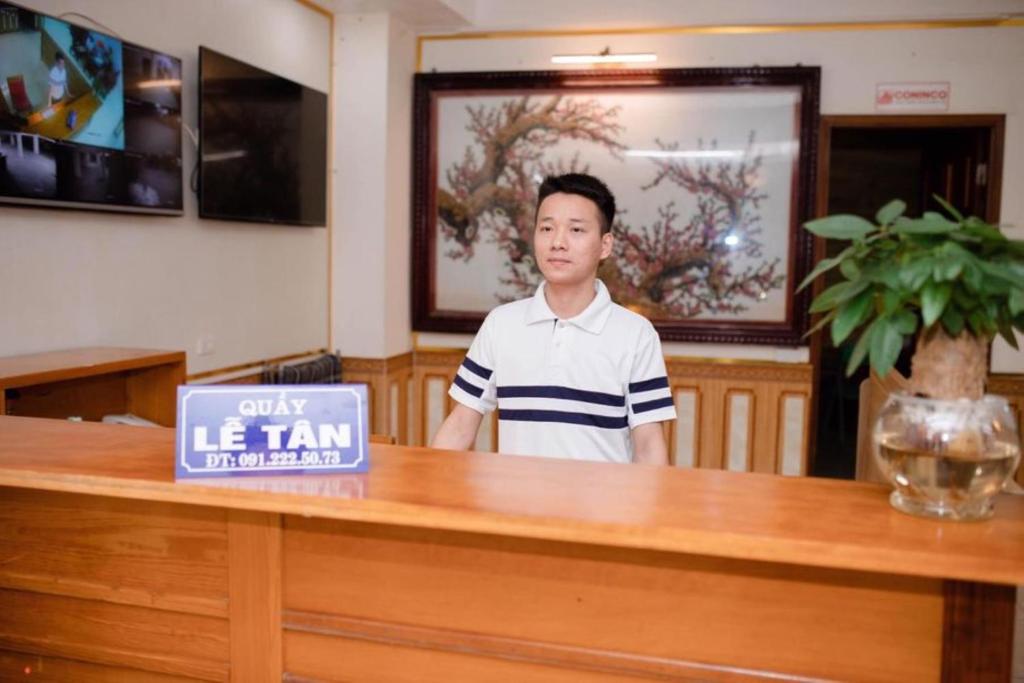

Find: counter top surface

[1,415,1022,585]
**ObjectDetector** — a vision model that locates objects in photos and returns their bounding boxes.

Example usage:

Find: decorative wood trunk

[909,328,988,400]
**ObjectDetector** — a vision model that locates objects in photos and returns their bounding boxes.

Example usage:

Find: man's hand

[431,403,485,452]
[632,422,669,466]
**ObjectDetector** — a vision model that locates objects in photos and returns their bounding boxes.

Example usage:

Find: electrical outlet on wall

[196,334,216,356]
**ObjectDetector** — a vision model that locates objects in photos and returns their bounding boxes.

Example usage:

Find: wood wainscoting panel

[282,517,942,682]
[0,488,228,616]
[779,392,810,476]
[412,349,464,447]
[406,375,415,447]
[670,388,699,468]
[341,353,414,444]
[351,350,813,469]
[0,649,202,682]
[390,380,399,439]
[724,390,754,472]
[0,589,229,680]
[666,358,812,474]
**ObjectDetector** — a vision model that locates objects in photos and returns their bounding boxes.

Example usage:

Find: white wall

[0,0,331,374]
[420,23,1024,366]
[331,12,415,358]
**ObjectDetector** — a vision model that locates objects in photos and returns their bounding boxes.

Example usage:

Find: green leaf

[952,285,978,310]
[869,317,904,377]
[862,262,902,289]
[932,194,964,221]
[979,260,1024,289]
[962,261,984,292]
[933,257,964,282]
[838,258,861,280]
[796,246,854,292]
[880,289,903,315]
[898,258,936,291]
[1010,289,1024,316]
[893,216,957,235]
[831,289,873,346]
[875,199,906,226]
[845,324,874,377]
[892,309,918,335]
[997,316,1019,350]
[809,279,870,313]
[941,307,965,336]
[804,309,838,338]
[962,219,1006,242]
[967,309,991,336]
[920,281,952,327]
[804,215,877,240]
[949,229,982,244]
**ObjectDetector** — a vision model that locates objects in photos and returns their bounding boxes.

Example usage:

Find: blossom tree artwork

[414,68,818,344]
[435,94,787,319]
[606,133,785,319]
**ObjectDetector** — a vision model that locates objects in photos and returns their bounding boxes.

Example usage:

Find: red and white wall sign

[875,82,951,112]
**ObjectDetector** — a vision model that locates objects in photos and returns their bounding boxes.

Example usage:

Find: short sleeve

[626,323,676,428]
[448,313,498,415]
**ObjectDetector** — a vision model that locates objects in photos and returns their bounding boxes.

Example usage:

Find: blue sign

[175,385,369,479]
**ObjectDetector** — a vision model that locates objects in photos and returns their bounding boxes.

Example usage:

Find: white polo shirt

[449,279,676,463]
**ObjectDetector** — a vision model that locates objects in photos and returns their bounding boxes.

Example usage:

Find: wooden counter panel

[0,589,229,681]
[0,648,202,682]
[283,518,944,682]
[2,417,1023,587]
[0,488,228,617]
[285,629,688,683]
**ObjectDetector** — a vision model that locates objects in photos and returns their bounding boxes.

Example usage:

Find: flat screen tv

[198,46,327,226]
[0,1,183,214]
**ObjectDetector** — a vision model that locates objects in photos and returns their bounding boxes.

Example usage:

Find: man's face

[533,192,613,288]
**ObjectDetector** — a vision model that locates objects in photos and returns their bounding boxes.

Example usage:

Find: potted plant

[801,196,1023,519]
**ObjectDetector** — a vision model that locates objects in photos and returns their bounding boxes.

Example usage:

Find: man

[432,173,676,464]
[47,54,69,106]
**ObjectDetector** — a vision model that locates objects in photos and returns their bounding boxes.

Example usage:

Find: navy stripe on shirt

[499,408,628,430]
[497,385,625,407]
[628,376,669,393]
[632,396,675,414]
[461,356,493,380]
[453,374,484,398]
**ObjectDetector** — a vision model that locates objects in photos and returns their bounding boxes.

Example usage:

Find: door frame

[807,114,1006,475]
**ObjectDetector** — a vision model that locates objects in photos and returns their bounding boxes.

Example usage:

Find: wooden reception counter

[0,415,1021,681]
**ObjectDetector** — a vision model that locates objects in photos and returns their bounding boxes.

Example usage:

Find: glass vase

[872,393,1021,521]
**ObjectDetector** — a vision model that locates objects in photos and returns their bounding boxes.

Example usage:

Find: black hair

[536,173,616,234]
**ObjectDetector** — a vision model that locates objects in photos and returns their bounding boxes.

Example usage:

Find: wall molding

[416,17,1024,71]
[187,349,329,383]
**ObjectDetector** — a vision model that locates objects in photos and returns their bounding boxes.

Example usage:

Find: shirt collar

[524,280,613,334]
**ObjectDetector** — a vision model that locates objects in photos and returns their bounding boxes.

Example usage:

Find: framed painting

[411,67,820,345]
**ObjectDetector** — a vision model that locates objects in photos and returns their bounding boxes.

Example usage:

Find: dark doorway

[810,115,1005,479]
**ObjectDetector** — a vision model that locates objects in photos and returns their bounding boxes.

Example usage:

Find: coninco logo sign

[875,82,951,112]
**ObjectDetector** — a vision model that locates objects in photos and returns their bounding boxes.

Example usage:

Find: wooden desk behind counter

[0,347,185,426]
[0,415,1021,682]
